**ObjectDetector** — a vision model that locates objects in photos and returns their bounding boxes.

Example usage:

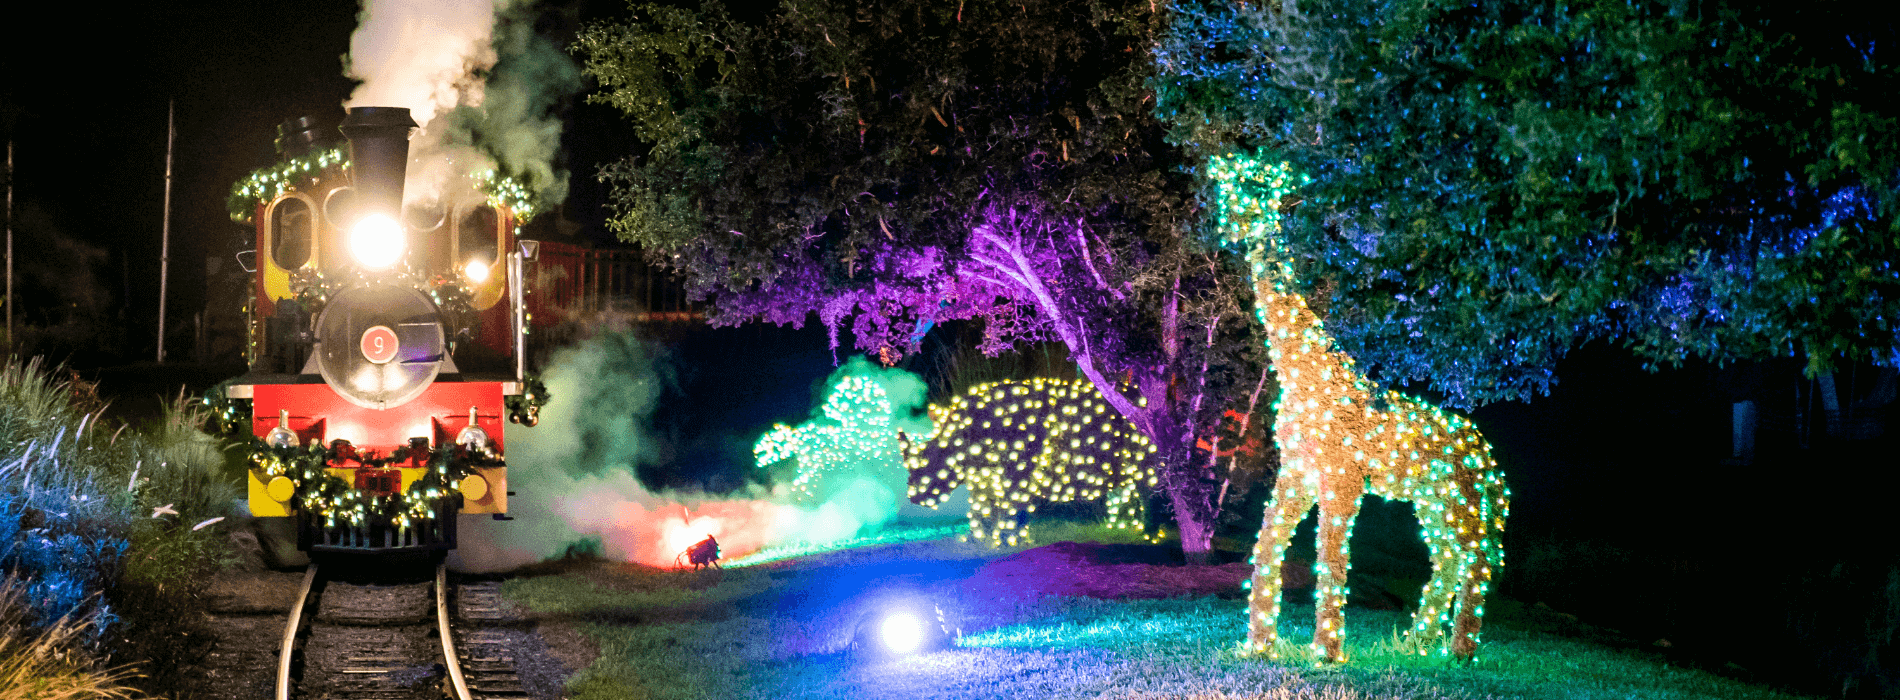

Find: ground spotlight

[854,601,953,657]
[880,612,927,655]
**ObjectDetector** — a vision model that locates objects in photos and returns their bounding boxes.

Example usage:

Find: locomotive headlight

[349,214,405,269]
[463,257,491,283]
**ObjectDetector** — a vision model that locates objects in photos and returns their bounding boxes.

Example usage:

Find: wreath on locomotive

[221,107,550,553]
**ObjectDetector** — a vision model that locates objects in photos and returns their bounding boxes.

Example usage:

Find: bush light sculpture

[903,378,1158,546]
[754,375,904,501]
[1207,155,1510,662]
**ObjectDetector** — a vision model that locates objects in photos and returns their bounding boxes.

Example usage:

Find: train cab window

[407,201,450,272]
[456,205,501,273]
[268,197,314,270]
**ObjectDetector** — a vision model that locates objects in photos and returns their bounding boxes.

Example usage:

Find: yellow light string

[247,441,493,530]
[1206,154,1510,663]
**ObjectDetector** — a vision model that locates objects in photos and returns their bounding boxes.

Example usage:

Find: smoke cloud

[343,0,579,213]
[450,336,957,573]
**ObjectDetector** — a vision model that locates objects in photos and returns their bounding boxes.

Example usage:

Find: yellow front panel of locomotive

[251,466,501,516]
[262,262,294,302]
[459,466,508,514]
[247,470,293,517]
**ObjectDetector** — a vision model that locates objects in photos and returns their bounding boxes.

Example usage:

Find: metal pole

[157,100,175,362]
[5,139,12,348]
[510,249,526,382]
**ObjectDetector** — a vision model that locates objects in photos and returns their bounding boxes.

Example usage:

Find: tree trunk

[1170,482,1219,565]
[1155,439,1221,565]
[968,223,1224,564]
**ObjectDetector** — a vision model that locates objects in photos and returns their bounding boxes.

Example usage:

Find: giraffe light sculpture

[1206,155,1510,663]
[902,377,1159,546]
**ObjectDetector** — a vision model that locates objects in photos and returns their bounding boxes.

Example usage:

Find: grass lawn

[502,531,1820,700]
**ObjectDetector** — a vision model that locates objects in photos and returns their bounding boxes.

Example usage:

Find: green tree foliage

[577,0,1269,560]
[1156,0,1899,405]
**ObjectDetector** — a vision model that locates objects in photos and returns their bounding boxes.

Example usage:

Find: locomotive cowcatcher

[225,106,545,553]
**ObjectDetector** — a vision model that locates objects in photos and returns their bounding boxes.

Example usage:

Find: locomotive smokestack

[338,106,418,220]
[275,115,330,159]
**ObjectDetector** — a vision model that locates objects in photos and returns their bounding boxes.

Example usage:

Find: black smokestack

[338,106,418,220]
[275,115,331,159]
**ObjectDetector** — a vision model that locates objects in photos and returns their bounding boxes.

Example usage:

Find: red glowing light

[562,491,789,568]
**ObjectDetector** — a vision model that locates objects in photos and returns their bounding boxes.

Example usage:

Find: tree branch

[980,219,1147,426]
[1075,221,1125,301]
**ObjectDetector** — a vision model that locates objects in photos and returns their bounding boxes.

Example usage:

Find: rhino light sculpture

[902,377,1158,546]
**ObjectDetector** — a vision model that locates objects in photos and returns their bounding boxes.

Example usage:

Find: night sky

[3,2,343,359]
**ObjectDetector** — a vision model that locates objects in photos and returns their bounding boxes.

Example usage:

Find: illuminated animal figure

[1207,156,1509,662]
[754,374,904,501]
[902,377,1157,546]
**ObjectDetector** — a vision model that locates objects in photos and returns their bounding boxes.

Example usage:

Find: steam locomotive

[225,106,542,554]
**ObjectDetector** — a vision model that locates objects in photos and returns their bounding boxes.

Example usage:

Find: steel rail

[277,564,319,700]
[438,562,473,700]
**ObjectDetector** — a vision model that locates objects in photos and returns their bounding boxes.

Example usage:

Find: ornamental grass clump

[0,574,142,700]
[0,358,237,694]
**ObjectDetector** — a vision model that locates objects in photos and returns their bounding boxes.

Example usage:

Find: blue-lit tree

[1155,0,1899,406]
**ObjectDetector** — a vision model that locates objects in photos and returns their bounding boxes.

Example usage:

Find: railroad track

[276,563,533,700]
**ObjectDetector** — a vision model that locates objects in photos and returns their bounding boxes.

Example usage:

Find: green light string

[227,151,539,225]
[754,374,906,502]
[227,147,347,224]
[474,169,540,224]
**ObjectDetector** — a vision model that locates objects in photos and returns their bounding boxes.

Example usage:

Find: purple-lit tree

[576,0,1270,561]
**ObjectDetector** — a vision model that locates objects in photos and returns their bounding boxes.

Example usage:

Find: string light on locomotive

[1204,154,1509,663]
[475,168,540,223]
[226,145,346,223]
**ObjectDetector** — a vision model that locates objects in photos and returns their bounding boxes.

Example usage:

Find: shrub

[0,359,238,693]
[0,574,142,699]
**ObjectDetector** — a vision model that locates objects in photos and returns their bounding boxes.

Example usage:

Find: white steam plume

[342,0,578,213]
[344,0,496,126]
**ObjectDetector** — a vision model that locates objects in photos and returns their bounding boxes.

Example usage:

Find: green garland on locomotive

[245,439,502,530]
